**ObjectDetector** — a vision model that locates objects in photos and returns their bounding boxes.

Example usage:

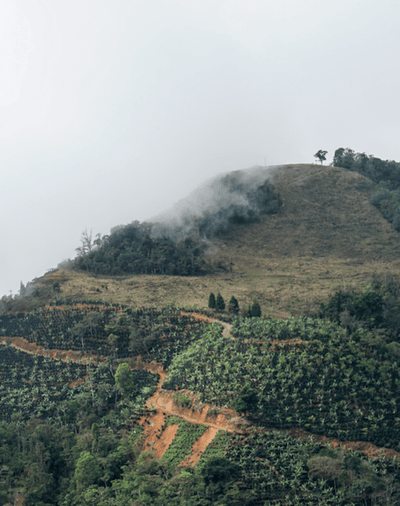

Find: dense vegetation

[333,147,400,230]
[1,285,400,504]
[0,304,208,365]
[2,413,400,505]
[74,224,207,276]
[164,320,400,449]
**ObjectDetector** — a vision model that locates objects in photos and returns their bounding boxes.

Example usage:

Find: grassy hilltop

[2,162,400,505]
[33,164,400,317]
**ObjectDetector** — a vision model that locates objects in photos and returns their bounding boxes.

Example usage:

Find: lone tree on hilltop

[215,292,225,311]
[314,150,328,165]
[208,292,216,309]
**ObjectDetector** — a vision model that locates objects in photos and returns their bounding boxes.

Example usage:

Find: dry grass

[40,164,400,319]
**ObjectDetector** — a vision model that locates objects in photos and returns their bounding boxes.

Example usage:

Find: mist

[151,165,281,239]
[3,0,400,296]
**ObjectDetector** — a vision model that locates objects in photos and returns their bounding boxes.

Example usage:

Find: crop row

[164,324,400,449]
[231,315,349,341]
[0,345,157,424]
[201,429,400,504]
[0,306,208,363]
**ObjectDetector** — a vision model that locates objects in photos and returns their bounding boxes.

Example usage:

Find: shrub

[172,392,192,408]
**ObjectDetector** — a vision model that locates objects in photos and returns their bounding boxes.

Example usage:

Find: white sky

[2,0,400,296]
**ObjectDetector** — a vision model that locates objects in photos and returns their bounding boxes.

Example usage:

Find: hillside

[30,164,400,319]
[3,163,400,505]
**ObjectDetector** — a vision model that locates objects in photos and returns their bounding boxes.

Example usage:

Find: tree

[208,292,216,309]
[232,383,259,414]
[75,229,94,256]
[314,150,328,165]
[249,300,261,317]
[215,293,225,311]
[228,296,239,314]
[114,363,135,397]
[74,451,101,491]
[201,457,239,486]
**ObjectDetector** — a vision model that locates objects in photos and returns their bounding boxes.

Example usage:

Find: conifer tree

[250,299,261,317]
[208,292,216,309]
[228,296,239,314]
[215,292,225,311]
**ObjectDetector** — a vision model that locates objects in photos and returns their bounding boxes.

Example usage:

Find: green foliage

[314,149,327,164]
[319,278,400,339]
[208,292,216,309]
[201,456,240,485]
[74,222,207,276]
[74,451,101,490]
[319,289,384,328]
[164,318,400,448]
[215,293,225,311]
[248,299,261,317]
[333,147,400,231]
[232,382,259,414]
[172,392,192,408]
[228,295,239,314]
[161,421,208,468]
[0,304,209,365]
[3,297,400,504]
[114,363,135,397]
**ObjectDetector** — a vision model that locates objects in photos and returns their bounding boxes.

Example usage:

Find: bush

[172,392,192,408]
[232,383,259,414]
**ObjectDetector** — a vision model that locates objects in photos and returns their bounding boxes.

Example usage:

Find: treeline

[208,292,261,317]
[73,223,207,276]
[333,147,400,230]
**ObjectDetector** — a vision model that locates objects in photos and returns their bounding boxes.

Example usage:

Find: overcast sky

[2,0,400,296]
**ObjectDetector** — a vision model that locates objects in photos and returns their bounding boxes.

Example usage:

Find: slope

[34,164,400,319]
